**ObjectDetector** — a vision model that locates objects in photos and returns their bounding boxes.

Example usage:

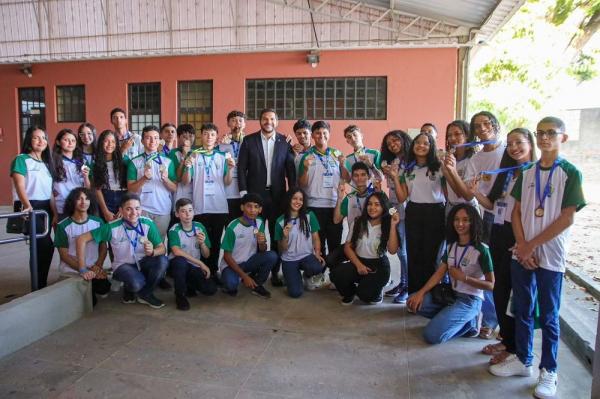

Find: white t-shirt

[219,217,267,271]
[445,157,472,204]
[401,165,445,204]
[492,173,518,224]
[511,159,586,272]
[218,142,242,199]
[55,216,103,274]
[167,221,211,260]
[189,150,229,214]
[169,148,193,209]
[127,152,177,216]
[340,191,368,225]
[465,143,505,197]
[299,147,342,208]
[444,242,493,299]
[347,220,383,259]
[274,212,320,262]
[53,157,86,214]
[10,154,53,201]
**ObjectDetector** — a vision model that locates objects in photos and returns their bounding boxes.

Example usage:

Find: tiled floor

[0,285,592,399]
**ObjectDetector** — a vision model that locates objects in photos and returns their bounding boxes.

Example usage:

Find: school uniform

[89,216,168,298]
[330,220,391,303]
[274,212,322,298]
[443,156,478,215]
[10,154,54,288]
[401,165,446,294]
[218,140,243,221]
[344,147,381,173]
[417,243,493,344]
[299,147,344,258]
[340,191,368,226]
[118,131,143,161]
[188,149,230,275]
[53,156,86,218]
[92,160,127,216]
[219,217,278,292]
[510,158,585,371]
[54,215,110,301]
[167,221,217,297]
[127,152,177,237]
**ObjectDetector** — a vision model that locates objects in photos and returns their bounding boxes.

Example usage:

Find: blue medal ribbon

[535,158,561,214]
[452,243,470,288]
[451,139,498,150]
[123,220,145,257]
[314,148,332,173]
[144,152,163,165]
[183,223,197,238]
[231,141,240,159]
[201,152,215,179]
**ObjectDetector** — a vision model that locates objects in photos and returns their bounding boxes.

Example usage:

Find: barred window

[246,77,386,120]
[178,80,213,133]
[56,85,85,122]
[128,82,161,135]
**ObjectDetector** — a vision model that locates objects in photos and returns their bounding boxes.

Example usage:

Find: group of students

[10,107,585,399]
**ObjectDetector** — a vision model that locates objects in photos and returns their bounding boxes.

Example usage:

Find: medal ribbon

[535,158,561,213]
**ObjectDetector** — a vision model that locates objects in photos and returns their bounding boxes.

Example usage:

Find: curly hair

[62,187,99,217]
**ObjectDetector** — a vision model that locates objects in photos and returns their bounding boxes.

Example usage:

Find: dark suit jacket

[237,131,296,202]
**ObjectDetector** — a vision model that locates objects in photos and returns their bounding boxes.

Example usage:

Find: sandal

[479,326,495,340]
[481,342,506,355]
[489,350,512,365]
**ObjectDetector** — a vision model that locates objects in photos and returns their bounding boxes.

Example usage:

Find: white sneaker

[489,354,532,377]
[304,274,321,291]
[534,368,557,399]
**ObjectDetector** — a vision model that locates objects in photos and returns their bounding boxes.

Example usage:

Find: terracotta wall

[0,48,457,204]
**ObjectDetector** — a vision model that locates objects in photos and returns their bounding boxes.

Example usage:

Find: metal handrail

[0,209,50,291]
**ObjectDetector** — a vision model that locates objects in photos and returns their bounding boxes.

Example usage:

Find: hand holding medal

[389,207,400,225]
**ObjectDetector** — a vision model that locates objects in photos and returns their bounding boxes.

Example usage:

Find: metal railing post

[28,209,39,291]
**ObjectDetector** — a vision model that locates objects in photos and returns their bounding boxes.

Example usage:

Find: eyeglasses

[534,129,563,139]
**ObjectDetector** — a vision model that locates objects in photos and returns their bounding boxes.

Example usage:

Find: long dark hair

[63,187,99,217]
[52,129,84,182]
[93,130,127,190]
[349,192,392,256]
[406,132,441,175]
[380,130,412,165]
[446,120,475,159]
[487,128,537,203]
[283,188,311,238]
[21,126,52,167]
[446,203,483,247]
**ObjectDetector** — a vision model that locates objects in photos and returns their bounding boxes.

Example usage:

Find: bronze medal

[535,207,544,217]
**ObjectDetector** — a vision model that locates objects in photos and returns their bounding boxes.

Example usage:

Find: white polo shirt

[299,147,343,208]
[53,157,86,214]
[55,216,104,274]
[127,152,177,216]
[10,154,53,201]
[189,150,229,214]
[401,165,445,204]
[443,242,493,299]
[274,211,320,262]
[219,217,266,271]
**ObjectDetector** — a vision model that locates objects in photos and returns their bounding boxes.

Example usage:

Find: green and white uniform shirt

[10,154,53,201]
[344,147,381,173]
[219,217,266,271]
[168,148,193,210]
[167,221,211,260]
[119,132,143,161]
[464,143,505,197]
[274,212,320,262]
[347,220,383,259]
[189,149,229,214]
[90,216,163,271]
[511,158,586,272]
[443,242,493,300]
[55,216,104,274]
[127,152,177,216]
[53,156,87,214]
[299,147,343,208]
[218,141,242,199]
[443,156,473,205]
[381,157,406,219]
[340,191,368,225]
[401,165,445,204]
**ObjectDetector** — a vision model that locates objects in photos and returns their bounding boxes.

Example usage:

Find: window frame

[56,84,86,123]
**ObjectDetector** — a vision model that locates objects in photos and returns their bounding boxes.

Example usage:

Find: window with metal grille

[18,87,46,140]
[178,80,213,132]
[56,85,85,123]
[128,82,161,135]
[246,77,387,120]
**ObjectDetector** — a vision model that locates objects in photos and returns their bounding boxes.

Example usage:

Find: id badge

[323,172,334,188]
[494,201,507,225]
[204,178,216,196]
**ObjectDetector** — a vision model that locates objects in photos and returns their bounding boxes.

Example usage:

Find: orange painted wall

[0,48,457,205]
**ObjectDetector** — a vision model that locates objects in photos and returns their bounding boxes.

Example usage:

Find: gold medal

[535,207,544,217]
[482,174,492,182]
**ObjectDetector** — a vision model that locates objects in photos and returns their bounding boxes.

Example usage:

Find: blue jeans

[281,254,324,298]
[397,220,408,290]
[113,256,168,297]
[169,256,218,296]
[221,251,278,292]
[511,259,563,371]
[480,211,498,329]
[417,292,482,345]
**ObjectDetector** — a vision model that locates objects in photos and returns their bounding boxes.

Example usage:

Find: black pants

[330,256,391,302]
[490,222,516,352]
[169,256,218,296]
[193,213,229,275]
[91,278,111,306]
[309,207,343,259]
[405,201,445,294]
[258,189,285,275]
[14,200,54,289]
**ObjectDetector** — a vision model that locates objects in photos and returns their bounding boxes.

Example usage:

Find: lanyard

[123,221,145,256]
[454,243,470,268]
[314,148,332,173]
[161,146,170,156]
[62,155,82,168]
[535,158,561,212]
[286,217,298,226]
[242,216,258,234]
[452,139,498,150]
[231,141,240,159]
[183,223,197,238]
[201,152,215,179]
[144,152,162,165]
[355,193,367,213]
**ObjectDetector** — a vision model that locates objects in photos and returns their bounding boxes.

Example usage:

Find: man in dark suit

[238,108,296,286]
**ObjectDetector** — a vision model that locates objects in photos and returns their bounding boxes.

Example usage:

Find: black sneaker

[221,287,238,296]
[122,290,136,304]
[252,285,271,299]
[158,278,172,290]
[368,295,384,305]
[384,284,400,297]
[137,293,165,309]
[175,295,190,311]
[341,295,355,306]
[185,288,198,297]
[270,274,284,287]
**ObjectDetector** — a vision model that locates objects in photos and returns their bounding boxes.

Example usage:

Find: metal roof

[0,0,524,64]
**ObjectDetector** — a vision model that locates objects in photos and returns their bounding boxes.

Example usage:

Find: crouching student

[168,198,217,311]
[55,187,110,306]
[220,193,278,298]
[330,192,400,305]
[489,117,586,399]
[76,193,168,309]
[406,204,495,345]
[275,188,325,298]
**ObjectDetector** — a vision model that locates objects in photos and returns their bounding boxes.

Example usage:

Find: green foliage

[469,100,530,130]
[549,0,575,26]
[567,52,599,81]
[512,27,535,38]
[476,59,529,87]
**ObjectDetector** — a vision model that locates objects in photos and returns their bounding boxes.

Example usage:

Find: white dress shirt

[261,131,276,186]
